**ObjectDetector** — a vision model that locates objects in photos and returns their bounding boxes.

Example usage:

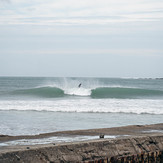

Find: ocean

[0,77,163,136]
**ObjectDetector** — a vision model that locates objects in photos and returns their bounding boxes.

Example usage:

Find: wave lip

[13,87,64,98]
[91,87,163,99]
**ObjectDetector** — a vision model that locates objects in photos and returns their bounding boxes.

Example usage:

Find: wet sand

[0,123,163,153]
[1,123,163,141]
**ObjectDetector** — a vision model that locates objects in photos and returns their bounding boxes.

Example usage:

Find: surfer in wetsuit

[78,83,82,88]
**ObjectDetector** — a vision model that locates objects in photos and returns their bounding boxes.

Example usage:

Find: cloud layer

[0,0,163,25]
[0,0,163,77]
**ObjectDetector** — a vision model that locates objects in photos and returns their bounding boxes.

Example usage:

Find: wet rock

[99,134,104,138]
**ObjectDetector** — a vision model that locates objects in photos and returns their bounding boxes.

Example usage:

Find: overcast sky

[0,0,163,77]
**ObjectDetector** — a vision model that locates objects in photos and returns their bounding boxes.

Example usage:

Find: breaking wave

[12,86,163,99]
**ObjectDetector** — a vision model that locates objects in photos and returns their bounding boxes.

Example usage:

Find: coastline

[1,123,163,142]
[0,123,163,162]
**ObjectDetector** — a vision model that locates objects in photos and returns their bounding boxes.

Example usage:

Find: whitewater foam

[0,135,118,146]
[0,99,163,114]
[64,87,91,96]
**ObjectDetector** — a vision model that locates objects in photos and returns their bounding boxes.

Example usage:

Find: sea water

[0,77,163,136]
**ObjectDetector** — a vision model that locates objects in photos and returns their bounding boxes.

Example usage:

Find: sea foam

[0,99,163,115]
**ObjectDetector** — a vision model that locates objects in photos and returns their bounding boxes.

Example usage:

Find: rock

[99,134,104,138]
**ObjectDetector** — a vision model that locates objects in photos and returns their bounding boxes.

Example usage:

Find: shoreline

[0,123,163,162]
[0,123,163,151]
[1,123,163,142]
[1,123,163,141]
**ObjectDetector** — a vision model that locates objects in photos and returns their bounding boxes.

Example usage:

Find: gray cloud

[0,0,163,77]
[0,0,10,2]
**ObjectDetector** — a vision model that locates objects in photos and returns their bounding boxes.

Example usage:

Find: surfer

[78,83,82,88]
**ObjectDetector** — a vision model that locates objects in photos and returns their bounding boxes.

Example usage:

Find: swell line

[11,86,163,99]
[91,87,163,99]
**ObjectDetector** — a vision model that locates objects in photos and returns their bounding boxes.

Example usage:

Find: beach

[0,123,163,162]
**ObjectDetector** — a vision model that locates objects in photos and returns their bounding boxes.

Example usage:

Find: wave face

[14,87,64,98]
[13,87,91,98]
[91,87,163,99]
[12,86,163,99]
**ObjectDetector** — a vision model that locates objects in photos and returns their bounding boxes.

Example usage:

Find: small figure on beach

[78,83,82,88]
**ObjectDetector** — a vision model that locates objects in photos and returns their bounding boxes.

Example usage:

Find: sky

[0,0,163,77]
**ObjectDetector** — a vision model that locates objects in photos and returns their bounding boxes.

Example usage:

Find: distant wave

[12,86,163,99]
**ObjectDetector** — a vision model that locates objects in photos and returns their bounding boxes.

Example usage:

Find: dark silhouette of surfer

[78,83,82,88]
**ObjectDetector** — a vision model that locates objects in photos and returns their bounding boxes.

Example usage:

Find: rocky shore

[0,123,163,162]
